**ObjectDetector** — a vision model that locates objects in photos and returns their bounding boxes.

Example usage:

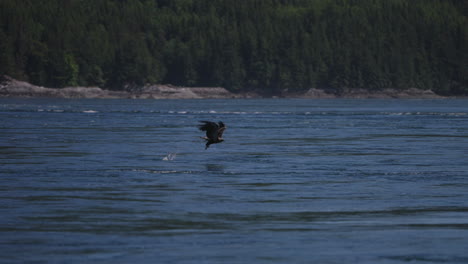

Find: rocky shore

[1,75,445,99]
[291,87,444,99]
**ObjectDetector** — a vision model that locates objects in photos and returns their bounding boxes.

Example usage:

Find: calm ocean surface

[1,98,468,263]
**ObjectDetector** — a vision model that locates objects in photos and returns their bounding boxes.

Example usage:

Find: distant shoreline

[0,75,451,99]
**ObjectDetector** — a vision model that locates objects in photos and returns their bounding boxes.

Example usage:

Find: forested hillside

[1,0,466,95]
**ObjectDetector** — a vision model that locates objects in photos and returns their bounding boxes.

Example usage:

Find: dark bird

[198,121,226,149]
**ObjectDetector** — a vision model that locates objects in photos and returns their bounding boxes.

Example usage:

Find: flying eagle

[198,121,226,149]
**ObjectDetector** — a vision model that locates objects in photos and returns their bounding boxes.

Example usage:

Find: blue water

[1,98,468,263]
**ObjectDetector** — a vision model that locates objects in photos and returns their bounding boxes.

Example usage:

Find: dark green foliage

[0,0,466,94]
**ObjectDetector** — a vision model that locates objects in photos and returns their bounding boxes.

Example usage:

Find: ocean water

[1,98,468,263]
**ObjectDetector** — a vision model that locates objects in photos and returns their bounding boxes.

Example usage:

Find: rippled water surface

[1,98,468,263]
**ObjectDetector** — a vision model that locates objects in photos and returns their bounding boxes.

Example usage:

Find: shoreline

[0,75,452,99]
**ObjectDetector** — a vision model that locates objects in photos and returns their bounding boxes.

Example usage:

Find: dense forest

[0,0,466,95]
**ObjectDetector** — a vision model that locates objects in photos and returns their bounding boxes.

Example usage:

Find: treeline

[0,0,466,95]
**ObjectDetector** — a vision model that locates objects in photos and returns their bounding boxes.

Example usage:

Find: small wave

[383,112,468,116]
[82,110,98,114]
[6,107,466,117]
[130,169,195,174]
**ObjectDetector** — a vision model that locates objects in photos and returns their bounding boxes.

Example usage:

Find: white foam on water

[162,153,177,161]
[83,110,98,113]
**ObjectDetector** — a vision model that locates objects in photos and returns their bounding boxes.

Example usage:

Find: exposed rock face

[0,76,240,99]
[1,75,445,99]
[0,76,122,98]
[296,88,336,99]
[134,85,241,99]
[280,87,442,99]
[332,88,443,99]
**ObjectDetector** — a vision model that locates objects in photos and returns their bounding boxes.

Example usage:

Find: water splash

[162,153,177,161]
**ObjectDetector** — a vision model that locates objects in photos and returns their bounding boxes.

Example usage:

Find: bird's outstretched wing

[198,121,219,140]
[217,122,226,139]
